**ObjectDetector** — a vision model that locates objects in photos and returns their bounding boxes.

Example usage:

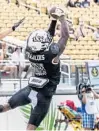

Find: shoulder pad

[50,43,59,55]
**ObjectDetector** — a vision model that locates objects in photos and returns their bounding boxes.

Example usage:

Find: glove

[49,7,65,20]
[12,17,25,31]
[52,8,65,17]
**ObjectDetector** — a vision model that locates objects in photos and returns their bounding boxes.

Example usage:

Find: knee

[26,124,37,130]
[0,104,11,112]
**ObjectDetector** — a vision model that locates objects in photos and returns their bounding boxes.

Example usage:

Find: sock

[0,105,4,112]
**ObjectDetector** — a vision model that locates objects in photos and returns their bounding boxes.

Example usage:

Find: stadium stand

[0,0,99,60]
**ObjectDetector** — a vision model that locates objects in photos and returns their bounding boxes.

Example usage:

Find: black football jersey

[28,44,61,85]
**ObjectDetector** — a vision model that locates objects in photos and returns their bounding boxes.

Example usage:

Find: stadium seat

[0,0,98,60]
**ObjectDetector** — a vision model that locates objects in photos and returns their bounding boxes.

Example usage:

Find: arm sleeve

[47,20,57,37]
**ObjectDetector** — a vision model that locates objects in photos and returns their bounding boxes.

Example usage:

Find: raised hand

[12,17,25,31]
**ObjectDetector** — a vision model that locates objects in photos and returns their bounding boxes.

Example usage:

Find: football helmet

[26,30,52,53]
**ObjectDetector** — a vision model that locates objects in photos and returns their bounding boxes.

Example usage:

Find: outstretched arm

[0,17,25,40]
[57,16,69,56]
[0,28,13,40]
[85,25,96,32]
[52,16,69,64]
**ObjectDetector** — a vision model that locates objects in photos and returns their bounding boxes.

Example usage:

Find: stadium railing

[0,60,98,96]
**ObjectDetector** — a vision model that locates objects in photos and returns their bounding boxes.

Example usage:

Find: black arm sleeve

[47,20,57,37]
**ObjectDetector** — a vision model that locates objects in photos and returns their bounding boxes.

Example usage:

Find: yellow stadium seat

[0,0,98,60]
[10,0,17,4]
[66,45,76,50]
[88,55,96,60]
[31,2,37,8]
[71,55,80,60]
[75,45,83,50]
[63,49,73,55]
[40,6,47,14]
[70,41,79,45]
[73,17,79,25]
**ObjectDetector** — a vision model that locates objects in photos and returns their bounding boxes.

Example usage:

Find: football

[49,7,64,19]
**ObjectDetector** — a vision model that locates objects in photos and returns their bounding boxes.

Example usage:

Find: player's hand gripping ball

[49,7,65,19]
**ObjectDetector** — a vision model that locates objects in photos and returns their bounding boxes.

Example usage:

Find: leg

[27,92,52,130]
[10,66,17,78]
[18,66,24,78]
[27,124,37,130]
[0,86,31,113]
[0,104,11,112]
[82,113,95,131]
